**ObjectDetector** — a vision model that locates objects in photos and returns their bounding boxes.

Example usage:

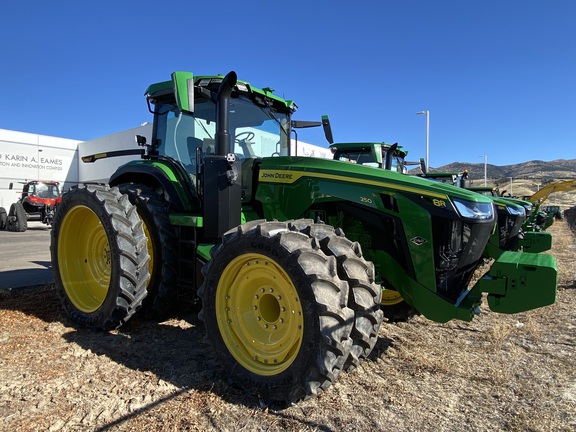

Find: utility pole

[479,155,487,186]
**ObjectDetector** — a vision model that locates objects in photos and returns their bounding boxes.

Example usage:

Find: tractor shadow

[368,335,395,361]
[61,315,246,399]
[2,286,396,415]
[0,286,247,404]
[61,314,397,411]
[0,284,60,321]
[0,265,53,291]
[60,309,264,408]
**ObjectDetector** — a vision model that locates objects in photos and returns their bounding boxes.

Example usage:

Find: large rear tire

[293,222,383,372]
[118,183,178,316]
[7,202,28,232]
[50,185,150,330]
[199,219,354,404]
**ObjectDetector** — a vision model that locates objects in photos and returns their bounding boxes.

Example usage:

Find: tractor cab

[21,180,61,202]
[20,180,61,224]
[419,170,469,188]
[330,142,409,173]
[109,72,298,240]
[147,76,294,177]
[467,186,500,197]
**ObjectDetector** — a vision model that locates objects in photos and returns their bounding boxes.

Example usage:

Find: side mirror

[172,71,195,113]
[135,135,147,146]
[419,158,427,176]
[292,115,335,145]
[322,115,334,144]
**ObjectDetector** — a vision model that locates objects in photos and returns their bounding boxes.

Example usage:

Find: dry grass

[1,219,575,431]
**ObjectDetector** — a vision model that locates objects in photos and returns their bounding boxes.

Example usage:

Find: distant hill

[416,158,576,208]
[431,159,576,183]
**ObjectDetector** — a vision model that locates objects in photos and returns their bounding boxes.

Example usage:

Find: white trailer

[78,124,152,184]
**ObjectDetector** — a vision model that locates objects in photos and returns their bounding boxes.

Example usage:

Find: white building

[0,128,80,208]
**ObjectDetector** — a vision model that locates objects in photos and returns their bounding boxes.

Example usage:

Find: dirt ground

[1,221,575,432]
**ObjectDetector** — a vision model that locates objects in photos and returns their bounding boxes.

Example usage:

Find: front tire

[51,185,150,330]
[199,220,354,404]
[294,222,383,372]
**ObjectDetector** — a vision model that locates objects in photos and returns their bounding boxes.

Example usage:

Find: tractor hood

[258,156,496,223]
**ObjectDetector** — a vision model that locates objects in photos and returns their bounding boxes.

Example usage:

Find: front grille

[431,216,492,301]
[496,208,525,250]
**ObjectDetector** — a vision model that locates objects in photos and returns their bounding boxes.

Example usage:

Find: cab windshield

[153,96,290,175]
[334,149,379,167]
[388,154,406,173]
[333,147,406,173]
[27,182,60,199]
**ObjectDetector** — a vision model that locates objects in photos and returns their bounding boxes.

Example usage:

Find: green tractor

[51,72,557,404]
[467,185,553,234]
[416,175,552,257]
[329,141,555,319]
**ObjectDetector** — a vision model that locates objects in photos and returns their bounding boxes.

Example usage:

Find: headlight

[507,205,525,217]
[453,198,494,221]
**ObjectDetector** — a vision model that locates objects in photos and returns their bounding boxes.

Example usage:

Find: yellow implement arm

[528,180,576,204]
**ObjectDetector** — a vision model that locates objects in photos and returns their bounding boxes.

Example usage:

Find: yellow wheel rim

[381,288,405,306]
[58,205,111,313]
[142,220,154,286]
[216,253,304,375]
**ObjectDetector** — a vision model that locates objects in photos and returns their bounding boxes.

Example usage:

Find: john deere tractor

[51,71,557,404]
[329,141,555,320]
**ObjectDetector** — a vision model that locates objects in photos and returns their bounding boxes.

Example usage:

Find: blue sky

[1,1,574,168]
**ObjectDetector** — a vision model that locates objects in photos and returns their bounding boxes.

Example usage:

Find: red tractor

[0,180,62,232]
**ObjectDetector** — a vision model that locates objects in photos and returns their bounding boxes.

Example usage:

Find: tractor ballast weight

[51,71,558,404]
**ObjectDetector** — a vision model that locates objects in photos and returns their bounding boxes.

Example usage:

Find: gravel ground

[1,220,574,432]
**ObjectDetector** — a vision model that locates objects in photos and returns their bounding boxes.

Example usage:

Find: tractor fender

[109,162,198,212]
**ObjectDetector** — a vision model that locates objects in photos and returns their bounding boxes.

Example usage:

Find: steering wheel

[235,131,255,143]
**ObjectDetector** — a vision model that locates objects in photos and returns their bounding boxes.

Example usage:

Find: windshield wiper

[259,103,289,140]
[194,117,213,139]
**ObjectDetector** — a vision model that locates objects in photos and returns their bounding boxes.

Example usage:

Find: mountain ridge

[431,158,576,182]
